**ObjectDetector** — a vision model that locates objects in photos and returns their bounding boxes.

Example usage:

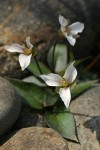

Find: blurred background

[0,0,100,79]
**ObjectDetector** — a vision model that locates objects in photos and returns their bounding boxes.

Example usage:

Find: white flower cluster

[4,15,84,108]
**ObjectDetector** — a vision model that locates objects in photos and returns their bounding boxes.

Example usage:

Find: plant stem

[34,56,43,74]
[52,36,58,72]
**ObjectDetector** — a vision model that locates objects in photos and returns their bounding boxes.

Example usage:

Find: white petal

[19,54,32,71]
[59,15,68,27]
[59,87,71,108]
[63,61,77,83]
[60,26,66,34]
[5,44,24,53]
[65,34,76,46]
[69,22,84,35]
[26,36,33,50]
[40,73,62,86]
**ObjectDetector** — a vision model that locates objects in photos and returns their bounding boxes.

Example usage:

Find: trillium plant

[40,62,77,108]
[5,15,96,142]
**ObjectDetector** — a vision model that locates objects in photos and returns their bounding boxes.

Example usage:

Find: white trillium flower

[5,37,33,71]
[40,62,77,108]
[59,15,84,46]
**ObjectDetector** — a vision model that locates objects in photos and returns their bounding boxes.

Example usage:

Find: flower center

[23,48,32,55]
[61,79,69,87]
[65,27,71,34]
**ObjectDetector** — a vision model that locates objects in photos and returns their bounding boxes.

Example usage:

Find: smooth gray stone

[0,77,21,137]
[68,85,100,150]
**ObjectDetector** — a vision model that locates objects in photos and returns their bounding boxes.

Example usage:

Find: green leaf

[74,56,91,66]
[8,78,58,109]
[28,59,50,76]
[45,106,78,141]
[69,49,74,62]
[59,57,91,76]
[9,78,45,109]
[23,76,46,87]
[47,44,67,72]
[71,80,97,99]
[44,88,59,107]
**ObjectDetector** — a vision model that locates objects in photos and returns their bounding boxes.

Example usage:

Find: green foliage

[74,56,91,66]
[71,80,97,99]
[47,44,67,72]
[44,88,59,107]
[23,76,46,87]
[45,106,78,141]
[28,59,50,76]
[59,58,91,76]
[8,78,58,109]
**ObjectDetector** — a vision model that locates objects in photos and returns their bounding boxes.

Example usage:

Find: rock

[14,104,47,130]
[68,85,100,150]
[0,0,100,77]
[0,77,21,137]
[0,49,30,79]
[0,127,68,150]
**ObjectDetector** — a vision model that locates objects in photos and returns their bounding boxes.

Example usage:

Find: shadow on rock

[84,116,100,144]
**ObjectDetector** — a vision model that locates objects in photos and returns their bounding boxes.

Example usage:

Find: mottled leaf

[23,76,46,87]
[28,59,50,76]
[72,80,97,99]
[47,44,67,72]
[8,78,58,109]
[45,106,78,141]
